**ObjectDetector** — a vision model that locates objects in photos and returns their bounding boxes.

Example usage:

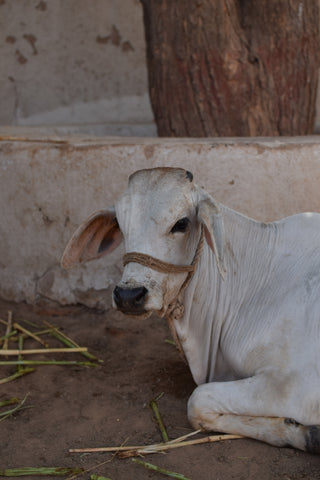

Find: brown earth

[0,297,319,480]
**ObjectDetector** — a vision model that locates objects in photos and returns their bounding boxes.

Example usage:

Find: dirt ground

[0,297,319,480]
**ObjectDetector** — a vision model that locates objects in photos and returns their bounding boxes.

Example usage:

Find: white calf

[62,167,320,453]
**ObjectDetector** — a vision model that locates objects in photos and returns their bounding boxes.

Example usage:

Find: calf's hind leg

[188,380,320,453]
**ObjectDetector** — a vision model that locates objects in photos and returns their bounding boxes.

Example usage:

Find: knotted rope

[123,253,195,274]
[123,226,205,361]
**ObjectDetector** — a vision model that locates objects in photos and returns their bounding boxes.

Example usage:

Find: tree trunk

[141,0,320,137]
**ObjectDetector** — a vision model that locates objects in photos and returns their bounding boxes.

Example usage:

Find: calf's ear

[197,190,226,279]
[61,208,123,269]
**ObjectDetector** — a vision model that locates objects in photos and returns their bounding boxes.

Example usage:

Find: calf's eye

[170,217,190,234]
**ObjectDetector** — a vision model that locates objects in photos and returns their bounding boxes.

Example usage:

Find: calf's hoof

[305,425,320,454]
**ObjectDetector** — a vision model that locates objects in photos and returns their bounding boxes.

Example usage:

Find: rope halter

[122,226,205,361]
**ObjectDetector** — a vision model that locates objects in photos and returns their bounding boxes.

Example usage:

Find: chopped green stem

[0,360,97,367]
[13,323,48,347]
[20,318,42,329]
[22,328,53,338]
[0,331,18,342]
[132,459,191,480]
[2,311,12,350]
[90,475,112,480]
[0,467,84,476]
[0,368,35,385]
[150,396,169,442]
[0,394,29,421]
[17,334,23,373]
[154,392,165,402]
[50,330,99,362]
[0,398,20,408]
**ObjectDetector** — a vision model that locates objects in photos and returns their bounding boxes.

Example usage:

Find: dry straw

[69,429,243,456]
[0,311,100,384]
[0,347,88,355]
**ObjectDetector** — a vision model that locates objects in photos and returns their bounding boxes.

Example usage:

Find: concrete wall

[1,0,320,135]
[1,128,320,308]
[0,0,156,136]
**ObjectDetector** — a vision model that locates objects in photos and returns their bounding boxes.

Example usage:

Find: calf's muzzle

[114,226,205,318]
[113,285,148,315]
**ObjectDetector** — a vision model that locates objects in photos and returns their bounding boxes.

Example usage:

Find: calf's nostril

[113,286,122,306]
[135,286,148,304]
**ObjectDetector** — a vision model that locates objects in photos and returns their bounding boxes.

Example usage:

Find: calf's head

[61,168,225,318]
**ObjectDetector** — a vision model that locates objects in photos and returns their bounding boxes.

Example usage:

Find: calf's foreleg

[188,378,320,453]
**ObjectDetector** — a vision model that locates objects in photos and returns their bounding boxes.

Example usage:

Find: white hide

[114,168,202,316]
[62,167,320,453]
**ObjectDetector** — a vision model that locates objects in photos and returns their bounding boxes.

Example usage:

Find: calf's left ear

[61,208,123,269]
[197,190,226,279]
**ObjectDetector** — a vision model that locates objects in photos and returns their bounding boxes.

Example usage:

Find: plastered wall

[1,0,320,135]
[1,129,320,308]
[0,0,155,135]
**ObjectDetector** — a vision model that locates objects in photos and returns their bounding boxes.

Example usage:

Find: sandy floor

[0,298,319,480]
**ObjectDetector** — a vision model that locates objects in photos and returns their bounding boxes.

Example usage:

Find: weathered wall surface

[1,130,320,308]
[1,0,320,135]
[0,0,155,136]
